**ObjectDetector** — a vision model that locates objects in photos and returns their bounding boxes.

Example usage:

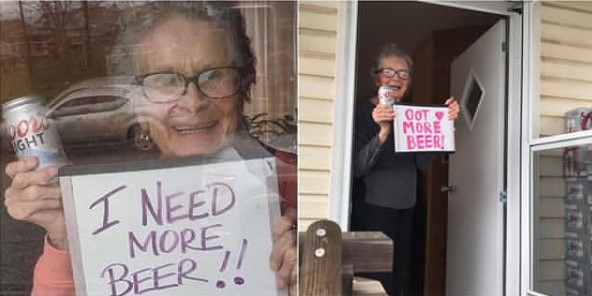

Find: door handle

[441,185,456,194]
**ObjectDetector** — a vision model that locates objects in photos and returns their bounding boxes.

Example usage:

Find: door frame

[520,2,541,295]
[329,1,523,295]
[507,7,523,296]
[328,0,358,230]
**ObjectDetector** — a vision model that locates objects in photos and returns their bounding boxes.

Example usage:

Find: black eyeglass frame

[373,67,412,80]
[134,66,245,103]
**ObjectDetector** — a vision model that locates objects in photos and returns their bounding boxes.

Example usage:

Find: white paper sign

[393,104,455,152]
[60,157,284,296]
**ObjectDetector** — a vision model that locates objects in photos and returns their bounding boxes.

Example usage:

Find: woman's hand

[4,157,68,250]
[270,207,297,296]
[372,103,395,145]
[445,97,460,120]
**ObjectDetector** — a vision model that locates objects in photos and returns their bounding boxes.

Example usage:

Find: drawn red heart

[435,111,445,121]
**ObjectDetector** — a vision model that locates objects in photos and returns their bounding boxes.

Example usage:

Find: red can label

[378,85,394,105]
[3,96,67,168]
[7,116,50,149]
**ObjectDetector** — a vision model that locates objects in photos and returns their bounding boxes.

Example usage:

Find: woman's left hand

[445,97,460,120]
[270,207,297,296]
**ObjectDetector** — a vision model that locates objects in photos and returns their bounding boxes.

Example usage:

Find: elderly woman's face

[136,16,241,157]
[376,55,411,102]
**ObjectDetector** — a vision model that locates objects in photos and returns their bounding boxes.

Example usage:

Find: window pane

[533,144,592,295]
[465,77,483,121]
[537,1,592,138]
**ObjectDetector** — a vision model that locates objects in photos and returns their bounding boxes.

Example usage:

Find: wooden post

[299,220,343,295]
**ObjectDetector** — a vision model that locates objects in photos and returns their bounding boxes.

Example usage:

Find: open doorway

[350,2,505,295]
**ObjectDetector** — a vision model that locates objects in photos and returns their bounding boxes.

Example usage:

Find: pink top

[32,236,75,296]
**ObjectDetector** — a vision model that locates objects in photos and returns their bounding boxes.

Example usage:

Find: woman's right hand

[4,157,68,250]
[372,103,395,145]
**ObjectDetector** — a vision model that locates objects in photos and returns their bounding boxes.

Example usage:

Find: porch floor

[352,277,388,296]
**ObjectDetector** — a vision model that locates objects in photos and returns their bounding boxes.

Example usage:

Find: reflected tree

[17,1,118,98]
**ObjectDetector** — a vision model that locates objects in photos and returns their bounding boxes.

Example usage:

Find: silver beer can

[378,85,394,105]
[2,95,68,168]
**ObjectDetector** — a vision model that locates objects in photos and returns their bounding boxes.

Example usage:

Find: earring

[134,128,154,151]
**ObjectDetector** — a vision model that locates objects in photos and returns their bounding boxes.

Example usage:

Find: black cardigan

[354,99,437,209]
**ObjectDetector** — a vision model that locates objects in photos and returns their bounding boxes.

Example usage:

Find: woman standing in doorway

[354,43,459,295]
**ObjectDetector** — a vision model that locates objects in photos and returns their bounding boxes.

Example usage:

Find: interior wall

[355,1,500,102]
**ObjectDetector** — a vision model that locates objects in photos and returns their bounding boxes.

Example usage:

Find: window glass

[537,1,592,138]
[1,1,296,294]
[465,77,483,122]
[533,144,592,296]
[531,2,592,295]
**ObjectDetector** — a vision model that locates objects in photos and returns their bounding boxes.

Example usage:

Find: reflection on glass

[1,1,296,158]
[534,144,592,295]
[1,2,296,294]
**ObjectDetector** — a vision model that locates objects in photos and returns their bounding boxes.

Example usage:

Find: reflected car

[47,76,151,148]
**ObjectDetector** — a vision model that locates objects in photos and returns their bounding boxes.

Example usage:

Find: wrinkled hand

[372,103,395,145]
[4,157,67,250]
[445,97,460,120]
[270,207,297,296]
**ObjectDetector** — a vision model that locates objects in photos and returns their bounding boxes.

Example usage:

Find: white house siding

[297,1,339,230]
[538,2,592,295]
[539,1,592,137]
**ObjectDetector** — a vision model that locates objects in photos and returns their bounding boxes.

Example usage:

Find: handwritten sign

[60,157,285,296]
[393,105,455,152]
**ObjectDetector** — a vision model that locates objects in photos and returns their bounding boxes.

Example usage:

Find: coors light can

[2,96,68,168]
[378,85,394,105]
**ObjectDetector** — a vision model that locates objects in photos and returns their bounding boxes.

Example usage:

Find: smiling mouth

[173,122,218,134]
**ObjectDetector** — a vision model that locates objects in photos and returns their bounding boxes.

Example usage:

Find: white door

[447,20,506,295]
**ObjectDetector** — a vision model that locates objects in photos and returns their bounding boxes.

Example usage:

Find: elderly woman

[3,2,296,295]
[354,43,459,295]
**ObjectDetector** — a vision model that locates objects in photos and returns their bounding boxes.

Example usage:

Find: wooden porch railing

[299,220,393,295]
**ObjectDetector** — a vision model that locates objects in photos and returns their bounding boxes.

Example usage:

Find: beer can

[378,85,394,105]
[2,95,68,168]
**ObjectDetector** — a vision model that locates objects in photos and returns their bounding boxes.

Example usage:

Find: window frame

[332,4,523,296]
[327,0,358,229]
[522,2,592,295]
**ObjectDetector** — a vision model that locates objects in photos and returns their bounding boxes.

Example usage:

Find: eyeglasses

[373,67,411,80]
[135,67,243,103]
